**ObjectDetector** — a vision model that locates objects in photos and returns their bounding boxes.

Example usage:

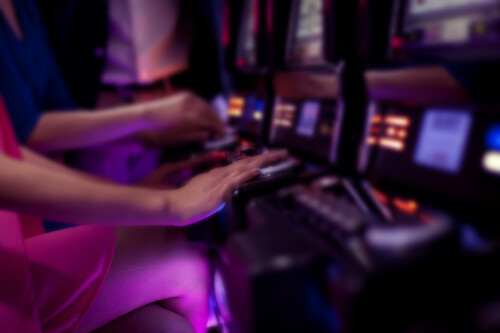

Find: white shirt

[102,0,192,85]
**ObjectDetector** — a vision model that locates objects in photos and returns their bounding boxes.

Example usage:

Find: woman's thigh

[76,227,210,333]
[93,303,194,333]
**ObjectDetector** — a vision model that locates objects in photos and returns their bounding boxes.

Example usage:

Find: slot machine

[390,0,500,61]
[183,0,300,244]
[359,0,500,238]
[211,1,377,332]
[346,1,500,329]
[223,0,372,234]
[353,0,500,330]
[216,1,500,332]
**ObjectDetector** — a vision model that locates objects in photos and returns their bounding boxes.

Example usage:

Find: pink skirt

[0,97,115,332]
[25,226,115,333]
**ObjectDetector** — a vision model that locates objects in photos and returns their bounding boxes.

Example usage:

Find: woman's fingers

[232,150,288,171]
[217,150,288,190]
[221,168,260,194]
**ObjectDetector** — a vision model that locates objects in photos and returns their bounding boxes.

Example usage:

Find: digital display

[290,0,324,61]
[414,110,472,174]
[402,0,500,46]
[296,0,323,39]
[409,0,497,15]
[228,96,245,118]
[296,101,320,137]
[367,114,411,152]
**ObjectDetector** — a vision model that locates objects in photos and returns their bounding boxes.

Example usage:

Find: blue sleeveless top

[0,0,74,142]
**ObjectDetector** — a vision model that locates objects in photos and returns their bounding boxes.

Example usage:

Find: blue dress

[0,0,74,143]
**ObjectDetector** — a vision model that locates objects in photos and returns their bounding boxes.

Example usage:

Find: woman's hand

[170,150,288,225]
[141,91,226,147]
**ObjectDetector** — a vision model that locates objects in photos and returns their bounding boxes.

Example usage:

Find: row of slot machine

[197,0,500,332]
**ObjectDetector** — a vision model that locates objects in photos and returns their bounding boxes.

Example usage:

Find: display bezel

[389,0,500,61]
[285,0,337,68]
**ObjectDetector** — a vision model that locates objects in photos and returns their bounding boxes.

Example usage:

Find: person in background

[0,0,227,185]
[38,0,230,183]
[38,0,228,109]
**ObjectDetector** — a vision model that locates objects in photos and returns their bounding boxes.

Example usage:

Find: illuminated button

[229,97,245,107]
[252,111,263,121]
[385,116,410,127]
[393,198,419,215]
[255,100,264,111]
[379,138,405,151]
[386,127,397,136]
[228,107,243,117]
[486,125,500,150]
[483,151,500,175]
[366,136,378,145]
[398,129,408,139]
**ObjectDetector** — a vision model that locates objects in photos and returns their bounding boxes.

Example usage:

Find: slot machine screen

[296,101,321,137]
[413,110,472,174]
[270,98,338,162]
[365,104,500,212]
[286,0,333,67]
[392,0,500,60]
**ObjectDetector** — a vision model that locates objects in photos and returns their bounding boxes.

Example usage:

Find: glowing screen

[296,101,320,137]
[409,0,497,15]
[403,0,500,46]
[290,0,324,60]
[414,110,472,173]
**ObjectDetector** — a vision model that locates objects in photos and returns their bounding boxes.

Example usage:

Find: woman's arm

[26,92,225,153]
[0,151,166,225]
[0,150,287,226]
[20,146,115,185]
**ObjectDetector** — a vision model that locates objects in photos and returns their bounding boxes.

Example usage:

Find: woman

[0,0,225,183]
[0,95,287,332]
